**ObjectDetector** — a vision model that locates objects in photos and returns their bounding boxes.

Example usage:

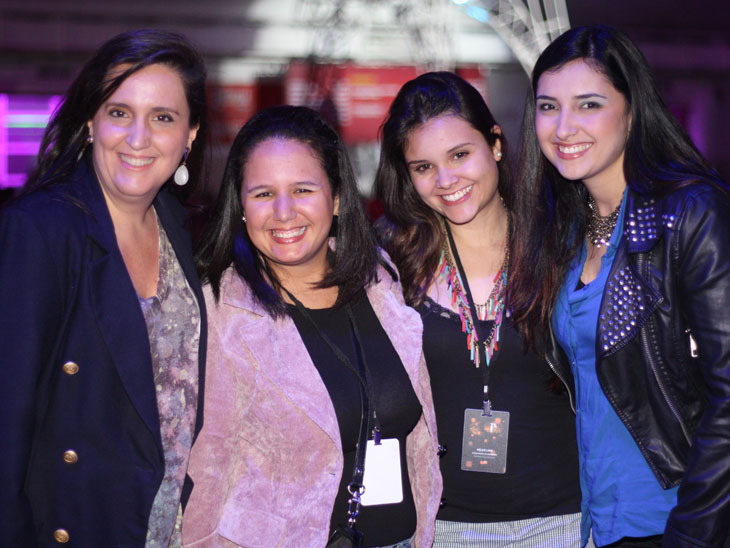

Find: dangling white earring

[242,214,247,223]
[174,147,190,186]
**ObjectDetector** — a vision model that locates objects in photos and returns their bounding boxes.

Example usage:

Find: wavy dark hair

[196,105,381,317]
[374,71,510,305]
[509,24,725,347]
[27,28,207,200]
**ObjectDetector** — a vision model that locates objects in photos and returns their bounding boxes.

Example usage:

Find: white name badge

[360,438,403,506]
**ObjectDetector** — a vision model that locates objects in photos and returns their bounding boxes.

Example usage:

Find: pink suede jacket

[182,264,442,548]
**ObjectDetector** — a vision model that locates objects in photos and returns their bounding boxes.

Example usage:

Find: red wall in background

[207,79,285,145]
[206,62,489,147]
[285,62,419,144]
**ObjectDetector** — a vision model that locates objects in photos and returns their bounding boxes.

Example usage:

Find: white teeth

[442,185,473,202]
[121,154,154,167]
[558,143,592,154]
[272,227,306,238]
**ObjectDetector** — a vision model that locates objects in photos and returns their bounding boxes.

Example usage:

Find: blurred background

[1,0,729,209]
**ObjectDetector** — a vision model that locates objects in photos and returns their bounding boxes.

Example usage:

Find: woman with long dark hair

[0,29,207,547]
[375,71,582,547]
[510,24,730,547]
[182,105,441,548]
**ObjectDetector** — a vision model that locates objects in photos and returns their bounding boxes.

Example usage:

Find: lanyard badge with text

[445,223,511,474]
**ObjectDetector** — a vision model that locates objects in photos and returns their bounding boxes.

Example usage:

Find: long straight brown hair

[508,25,725,349]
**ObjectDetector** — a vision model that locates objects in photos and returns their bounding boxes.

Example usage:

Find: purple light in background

[1,94,62,189]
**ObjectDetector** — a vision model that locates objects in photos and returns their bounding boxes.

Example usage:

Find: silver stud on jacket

[600,267,645,352]
[627,199,657,243]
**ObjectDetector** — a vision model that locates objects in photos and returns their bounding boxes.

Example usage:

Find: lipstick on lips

[120,153,155,168]
[271,226,307,244]
[440,184,473,205]
[555,142,592,160]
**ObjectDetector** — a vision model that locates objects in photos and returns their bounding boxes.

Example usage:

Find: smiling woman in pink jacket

[182,105,442,548]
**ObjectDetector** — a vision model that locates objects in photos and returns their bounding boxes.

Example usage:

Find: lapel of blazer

[75,161,162,453]
[221,271,341,449]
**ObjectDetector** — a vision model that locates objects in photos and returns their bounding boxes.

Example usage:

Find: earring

[242,214,247,223]
[496,151,502,159]
[174,147,190,186]
[78,134,93,161]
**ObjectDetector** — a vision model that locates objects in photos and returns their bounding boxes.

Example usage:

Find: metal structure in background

[392,0,456,71]
[453,0,570,74]
[297,0,349,62]
[298,0,456,70]
[298,0,568,76]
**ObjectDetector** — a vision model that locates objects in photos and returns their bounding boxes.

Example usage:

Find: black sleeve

[664,186,730,547]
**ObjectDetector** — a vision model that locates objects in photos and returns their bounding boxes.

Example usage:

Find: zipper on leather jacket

[687,328,698,358]
[545,353,575,413]
[636,252,692,442]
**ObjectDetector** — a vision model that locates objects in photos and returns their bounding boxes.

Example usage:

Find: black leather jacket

[545,183,730,548]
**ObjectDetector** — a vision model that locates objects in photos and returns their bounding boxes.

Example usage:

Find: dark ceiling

[566,0,730,40]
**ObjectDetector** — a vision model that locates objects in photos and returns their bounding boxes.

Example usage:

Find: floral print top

[138,217,200,548]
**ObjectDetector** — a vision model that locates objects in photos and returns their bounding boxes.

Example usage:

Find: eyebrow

[245,180,323,193]
[536,93,608,101]
[105,101,182,115]
[406,141,473,166]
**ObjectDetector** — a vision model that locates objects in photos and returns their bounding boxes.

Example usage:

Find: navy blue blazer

[0,158,207,547]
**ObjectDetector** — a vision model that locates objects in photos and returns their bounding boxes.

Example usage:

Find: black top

[289,289,421,547]
[417,297,581,522]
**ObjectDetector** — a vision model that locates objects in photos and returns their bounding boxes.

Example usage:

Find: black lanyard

[444,223,495,416]
[284,288,382,444]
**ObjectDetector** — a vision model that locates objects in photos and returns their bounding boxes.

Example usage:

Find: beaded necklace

[438,217,510,368]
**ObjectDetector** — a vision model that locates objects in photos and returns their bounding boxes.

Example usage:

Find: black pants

[604,534,730,548]
[603,536,663,548]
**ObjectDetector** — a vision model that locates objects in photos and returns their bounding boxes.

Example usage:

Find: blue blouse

[552,192,678,547]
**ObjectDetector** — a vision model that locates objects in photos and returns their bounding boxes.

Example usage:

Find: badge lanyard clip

[482,385,492,417]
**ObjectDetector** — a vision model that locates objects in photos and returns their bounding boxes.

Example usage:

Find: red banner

[206,63,488,146]
[285,62,421,144]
